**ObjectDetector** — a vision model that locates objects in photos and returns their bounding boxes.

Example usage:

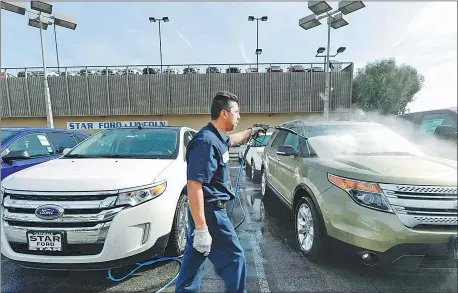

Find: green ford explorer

[260,119,457,267]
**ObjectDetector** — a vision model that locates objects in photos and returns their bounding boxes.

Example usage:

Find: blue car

[1,127,91,180]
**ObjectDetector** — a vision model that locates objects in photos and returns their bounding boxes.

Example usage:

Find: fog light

[141,223,151,244]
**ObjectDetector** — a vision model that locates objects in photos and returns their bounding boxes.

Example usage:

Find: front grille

[2,190,123,255]
[9,242,104,256]
[7,193,113,201]
[5,220,102,228]
[380,183,458,229]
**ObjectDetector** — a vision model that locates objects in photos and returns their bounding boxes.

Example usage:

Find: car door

[47,132,80,154]
[1,133,58,179]
[276,128,302,203]
[265,129,288,195]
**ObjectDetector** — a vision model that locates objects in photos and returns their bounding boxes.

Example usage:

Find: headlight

[328,174,393,213]
[115,181,167,207]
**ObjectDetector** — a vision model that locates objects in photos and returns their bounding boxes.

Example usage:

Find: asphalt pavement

[1,159,457,293]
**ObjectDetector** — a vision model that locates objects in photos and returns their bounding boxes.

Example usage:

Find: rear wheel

[260,167,272,198]
[166,194,189,256]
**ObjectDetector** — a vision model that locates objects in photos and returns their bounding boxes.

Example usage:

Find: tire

[245,162,252,179]
[294,196,325,261]
[251,160,260,183]
[166,193,189,256]
[260,167,273,198]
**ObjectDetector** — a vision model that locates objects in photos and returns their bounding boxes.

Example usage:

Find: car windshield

[64,128,179,159]
[306,124,424,157]
[1,129,19,142]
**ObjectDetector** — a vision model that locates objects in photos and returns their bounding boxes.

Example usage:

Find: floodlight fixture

[30,1,52,15]
[299,14,321,30]
[338,1,365,15]
[1,1,26,15]
[308,1,332,15]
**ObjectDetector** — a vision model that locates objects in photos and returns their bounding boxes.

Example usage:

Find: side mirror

[2,150,31,164]
[276,145,298,157]
[62,148,72,155]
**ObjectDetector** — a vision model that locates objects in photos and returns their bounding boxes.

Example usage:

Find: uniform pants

[175,205,247,293]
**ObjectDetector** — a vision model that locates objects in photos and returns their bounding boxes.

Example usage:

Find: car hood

[310,155,457,186]
[2,158,174,192]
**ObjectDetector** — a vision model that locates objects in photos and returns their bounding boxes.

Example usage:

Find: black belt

[206,200,227,210]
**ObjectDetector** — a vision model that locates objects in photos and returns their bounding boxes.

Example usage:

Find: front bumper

[318,186,458,265]
[1,190,177,270]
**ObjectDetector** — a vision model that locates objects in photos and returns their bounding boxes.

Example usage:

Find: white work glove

[193,227,212,256]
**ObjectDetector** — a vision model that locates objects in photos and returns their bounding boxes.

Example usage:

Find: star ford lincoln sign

[67,121,168,130]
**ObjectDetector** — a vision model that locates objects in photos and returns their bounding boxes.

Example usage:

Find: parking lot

[1,159,457,293]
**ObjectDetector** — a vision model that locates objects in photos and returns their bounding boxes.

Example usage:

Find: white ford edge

[1,126,197,270]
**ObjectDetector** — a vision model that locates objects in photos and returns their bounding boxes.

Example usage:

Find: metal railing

[0,62,354,118]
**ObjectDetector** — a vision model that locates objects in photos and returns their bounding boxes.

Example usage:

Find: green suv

[261,119,458,267]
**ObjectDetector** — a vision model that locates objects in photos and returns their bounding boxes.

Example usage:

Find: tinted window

[419,113,457,134]
[283,132,300,152]
[253,134,272,147]
[65,128,179,159]
[75,133,89,142]
[1,130,19,142]
[8,134,55,157]
[271,130,288,149]
[48,132,78,153]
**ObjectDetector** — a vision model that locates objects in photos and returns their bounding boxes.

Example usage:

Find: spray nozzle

[253,123,270,132]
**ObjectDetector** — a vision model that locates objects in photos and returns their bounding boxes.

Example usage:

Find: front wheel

[166,194,189,256]
[295,196,325,261]
[260,167,272,198]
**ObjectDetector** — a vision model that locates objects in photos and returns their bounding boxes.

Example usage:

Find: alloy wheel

[297,203,314,252]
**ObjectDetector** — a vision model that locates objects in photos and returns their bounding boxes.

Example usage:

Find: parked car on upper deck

[1,127,90,180]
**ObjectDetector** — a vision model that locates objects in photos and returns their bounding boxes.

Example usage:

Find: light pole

[149,17,169,72]
[2,1,77,128]
[248,16,267,72]
[299,1,365,120]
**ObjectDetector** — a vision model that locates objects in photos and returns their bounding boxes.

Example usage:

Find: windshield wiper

[63,154,93,158]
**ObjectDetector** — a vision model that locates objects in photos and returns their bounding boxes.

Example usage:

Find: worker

[175,91,265,293]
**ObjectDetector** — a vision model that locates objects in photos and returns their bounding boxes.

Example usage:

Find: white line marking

[244,201,271,293]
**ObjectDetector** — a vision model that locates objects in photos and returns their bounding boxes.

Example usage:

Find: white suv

[1,126,197,270]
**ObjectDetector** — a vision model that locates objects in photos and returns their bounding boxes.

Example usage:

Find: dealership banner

[67,121,168,130]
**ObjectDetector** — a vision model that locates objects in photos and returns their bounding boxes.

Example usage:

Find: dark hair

[210,91,239,120]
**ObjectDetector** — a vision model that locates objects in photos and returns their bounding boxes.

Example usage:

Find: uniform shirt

[186,122,235,203]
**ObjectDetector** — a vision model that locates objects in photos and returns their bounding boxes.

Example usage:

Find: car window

[270,130,288,149]
[283,132,300,152]
[48,132,79,153]
[1,129,20,142]
[75,133,89,142]
[183,131,193,148]
[8,133,55,157]
[419,113,457,134]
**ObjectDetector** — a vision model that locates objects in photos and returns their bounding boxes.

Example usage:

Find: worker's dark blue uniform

[175,122,246,293]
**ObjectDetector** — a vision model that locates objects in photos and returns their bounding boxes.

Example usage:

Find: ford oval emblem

[35,205,64,220]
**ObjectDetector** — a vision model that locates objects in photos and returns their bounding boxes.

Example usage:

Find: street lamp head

[255,49,263,55]
[308,1,332,16]
[31,1,53,15]
[28,13,50,30]
[53,13,77,30]
[330,13,349,29]
[162,17,169,22]
[317,47,325,54]
[1,1,26,15]
[338,1,365,15]
[149,17,156,22]
[261,16,268,21]
[248,16,255,21]
[299,13,321,30]
[337,46,346,53]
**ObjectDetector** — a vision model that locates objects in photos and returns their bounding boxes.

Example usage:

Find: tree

[351,58,424,115]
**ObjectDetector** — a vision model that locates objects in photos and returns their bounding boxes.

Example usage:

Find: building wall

[1,113,316,134]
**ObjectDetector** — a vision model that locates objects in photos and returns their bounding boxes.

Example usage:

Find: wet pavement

[1,159,457,293]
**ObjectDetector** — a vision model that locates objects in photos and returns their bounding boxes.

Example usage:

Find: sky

[1,1,457,113]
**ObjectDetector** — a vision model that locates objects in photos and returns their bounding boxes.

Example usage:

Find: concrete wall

[0,113,316,135]
[0,64,353,118]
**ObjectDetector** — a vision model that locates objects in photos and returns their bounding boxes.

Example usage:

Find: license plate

[27,231,63,251]
[450,234,458,260]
